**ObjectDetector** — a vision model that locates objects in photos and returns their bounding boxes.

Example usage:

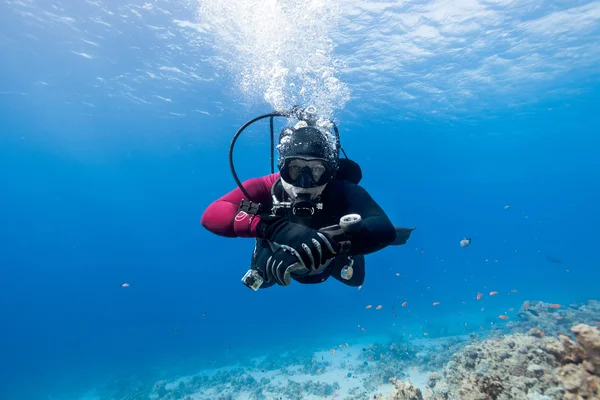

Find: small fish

[331,349,336,355]
[317,368,322,373]
[547,255,563,264]
[358,285,362,290]
[549,304,561,309]
[508,308,514,312]
[460,238,471,248]
[476,292,482,300]
[526,309,540,317]
[120,283,130,288]
[423,332,428,336]
[510,289,518,293]
[402,301,408,307]
[376,305,383,310]
[498,315,509,320]
[366,305,372,309]
[504,205,510,210]
[395,273,401,276]
[489,291,498,296]
[432,302,440,306]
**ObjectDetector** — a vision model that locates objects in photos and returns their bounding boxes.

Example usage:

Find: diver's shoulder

[332,178,366,194]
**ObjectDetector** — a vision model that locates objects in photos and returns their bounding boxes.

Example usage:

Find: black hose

[270,116,275,174]
[229,112,286,200]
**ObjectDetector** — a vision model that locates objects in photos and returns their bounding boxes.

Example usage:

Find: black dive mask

[280,157,335,188]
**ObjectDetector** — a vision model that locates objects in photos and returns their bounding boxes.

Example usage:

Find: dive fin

[391,226,416,246]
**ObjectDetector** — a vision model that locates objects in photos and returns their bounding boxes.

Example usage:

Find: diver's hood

[281,178,327,200]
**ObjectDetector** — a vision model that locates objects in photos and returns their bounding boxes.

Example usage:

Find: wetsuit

[201,173,397,287]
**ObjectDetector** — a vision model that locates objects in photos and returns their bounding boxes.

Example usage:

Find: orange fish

[366,305,372,309]
[498,315,509,320]
[489,291,498,296]
[331,349,336,355]
[401,302,408,307]
[476,292,482,300]
[550,304,561,309]
[432,302,440,306]
[376,305,383,310]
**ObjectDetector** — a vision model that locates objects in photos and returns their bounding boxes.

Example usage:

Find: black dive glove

[258,215,338,271]
[265,247,309,286]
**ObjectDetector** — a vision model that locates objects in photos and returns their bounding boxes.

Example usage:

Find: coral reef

[375,378,424,400]
[276,379,341,399]
[378,323,600,400]
[547,324,600,400]
[113,301,600,400]
[509,300,600,338]
[425,330,561,399]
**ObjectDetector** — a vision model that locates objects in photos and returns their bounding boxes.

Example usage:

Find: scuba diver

[201,106,414,290]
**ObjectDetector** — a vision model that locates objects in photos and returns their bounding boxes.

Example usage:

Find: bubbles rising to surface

[196,0,350,120]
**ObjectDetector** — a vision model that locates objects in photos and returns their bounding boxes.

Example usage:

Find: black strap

[238,199,263,215]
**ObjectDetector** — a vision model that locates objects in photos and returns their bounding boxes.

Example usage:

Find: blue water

[1,1,600,399]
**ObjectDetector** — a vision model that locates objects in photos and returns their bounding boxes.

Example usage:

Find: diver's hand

[259,216,338,270]
[265,248,309,286]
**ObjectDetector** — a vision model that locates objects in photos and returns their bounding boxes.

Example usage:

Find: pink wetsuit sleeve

[201,173,280,237]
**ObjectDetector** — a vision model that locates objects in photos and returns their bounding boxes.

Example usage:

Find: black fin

[391,226,416,246]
